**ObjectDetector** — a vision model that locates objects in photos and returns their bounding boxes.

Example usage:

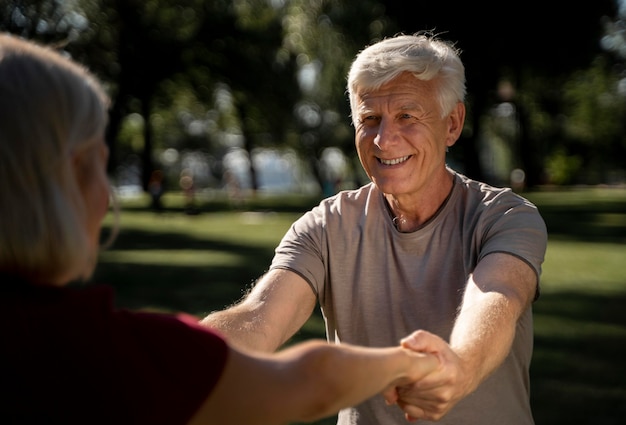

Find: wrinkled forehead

[355,74,437,106]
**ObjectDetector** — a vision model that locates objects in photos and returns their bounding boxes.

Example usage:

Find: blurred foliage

[545,148,584,186]
[1,0,625,191]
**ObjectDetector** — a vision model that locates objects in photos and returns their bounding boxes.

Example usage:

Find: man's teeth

[380,155,410,165]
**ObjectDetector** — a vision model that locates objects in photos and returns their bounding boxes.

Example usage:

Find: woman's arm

[188,338,439,425]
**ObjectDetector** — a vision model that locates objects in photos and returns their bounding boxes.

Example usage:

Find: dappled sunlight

[99,249,241,267]
[541,240,626,292]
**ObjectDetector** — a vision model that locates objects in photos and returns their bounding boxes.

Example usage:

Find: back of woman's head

[347,32,466,121]
[0,33,109,284]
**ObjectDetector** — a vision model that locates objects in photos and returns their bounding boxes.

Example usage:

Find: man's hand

[384,330,472,422]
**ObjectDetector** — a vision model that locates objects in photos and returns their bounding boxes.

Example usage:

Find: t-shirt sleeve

[270,206,327,296]
[111,310,229,425]
[478,193,548,280]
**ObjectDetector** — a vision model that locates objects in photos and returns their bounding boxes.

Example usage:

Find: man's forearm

[201,310,282,353]
[449,288,518,393]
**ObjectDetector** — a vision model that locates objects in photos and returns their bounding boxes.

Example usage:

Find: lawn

[94,187,626,425]
[524,188,626,425]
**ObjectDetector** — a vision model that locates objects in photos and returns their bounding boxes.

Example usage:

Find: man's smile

[377,155,412,166]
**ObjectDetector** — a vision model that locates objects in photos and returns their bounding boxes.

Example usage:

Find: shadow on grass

[538,205,626,243]
[93,226,277,315]
[526,189,626,244]
[94,262,256,314]
[531,291,626,424]
[105,225,279,254]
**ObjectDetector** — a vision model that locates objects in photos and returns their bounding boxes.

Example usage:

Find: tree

[76,0,303,193]
[187,0,302,193]
[271,0,394,189]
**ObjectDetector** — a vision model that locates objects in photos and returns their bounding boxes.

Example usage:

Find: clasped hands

[383,330,468,422]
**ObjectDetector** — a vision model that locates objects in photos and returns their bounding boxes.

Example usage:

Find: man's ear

[446,102,466,148]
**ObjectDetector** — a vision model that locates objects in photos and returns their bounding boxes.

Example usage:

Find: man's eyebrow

[399,102,423,111]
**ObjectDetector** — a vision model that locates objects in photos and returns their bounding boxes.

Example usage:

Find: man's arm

[387,252,538,421]
[200,268,317,353]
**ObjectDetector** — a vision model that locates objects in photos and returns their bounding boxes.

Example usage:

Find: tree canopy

[2,0,624,191]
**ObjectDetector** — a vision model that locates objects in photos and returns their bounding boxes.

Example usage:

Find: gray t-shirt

[271,170,547,425]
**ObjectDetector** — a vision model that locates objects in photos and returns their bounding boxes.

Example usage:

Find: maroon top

[0,274,229,425]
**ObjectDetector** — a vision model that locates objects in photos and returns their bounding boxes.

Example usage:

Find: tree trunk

[140,97,153,192]
[238,105,259,194]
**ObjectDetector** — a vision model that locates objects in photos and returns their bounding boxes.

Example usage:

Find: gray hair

[347,32,466,123]
[0,33,113,284]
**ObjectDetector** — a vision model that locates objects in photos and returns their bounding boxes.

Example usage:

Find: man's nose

[373,118,397,150]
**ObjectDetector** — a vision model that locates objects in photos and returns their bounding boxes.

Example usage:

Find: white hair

[347,32,466,123]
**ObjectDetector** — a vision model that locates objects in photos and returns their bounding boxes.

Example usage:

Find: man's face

[353,72,463,198]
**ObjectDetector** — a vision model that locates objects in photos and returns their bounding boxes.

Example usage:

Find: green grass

[98,206,307,315]
[523,188,626,425]
[95,187,626,425]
